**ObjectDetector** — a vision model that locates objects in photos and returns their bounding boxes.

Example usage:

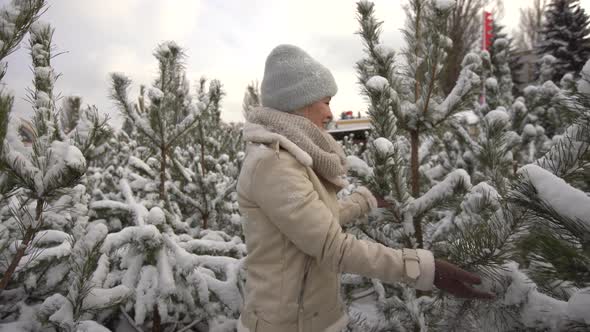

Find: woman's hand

[433,260,495,299]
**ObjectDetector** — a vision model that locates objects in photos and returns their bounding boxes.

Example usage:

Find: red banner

[483,11,493,51]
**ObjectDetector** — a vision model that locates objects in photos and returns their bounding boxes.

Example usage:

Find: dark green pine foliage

[536,0,590,82]
[489,22,525,96]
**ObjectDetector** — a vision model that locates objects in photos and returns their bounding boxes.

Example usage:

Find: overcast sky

[2,0,590,128]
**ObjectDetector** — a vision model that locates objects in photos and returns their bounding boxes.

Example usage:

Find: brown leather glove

[434,260,495,299]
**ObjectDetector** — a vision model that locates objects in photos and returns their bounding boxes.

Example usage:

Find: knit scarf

[245,107,348,187]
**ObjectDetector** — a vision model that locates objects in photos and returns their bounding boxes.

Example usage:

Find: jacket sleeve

[251,154,435,290]
[338,187,377,226]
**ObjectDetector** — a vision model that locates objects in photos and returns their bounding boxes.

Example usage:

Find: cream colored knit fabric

[245,107,347,183]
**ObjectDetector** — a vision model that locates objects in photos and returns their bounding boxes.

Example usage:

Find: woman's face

[296,97,333,130]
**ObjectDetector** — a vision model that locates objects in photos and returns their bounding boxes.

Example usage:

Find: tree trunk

[414,322,421,332]
[513,160,518,176]
[202,215,208,230]
[160,145,167,202]
[410,130,424,249]
[0,198,44,294]
[152,304,161,332]
[410,0,423,250]
[198,124,209,230]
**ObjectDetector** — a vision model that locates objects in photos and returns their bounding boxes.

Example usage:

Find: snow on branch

[75,321,111,332]
[82,285,131,310]
[431,69,480,124]
[2,143,41,191]
[157,247,175,296]
[10,229,70,250]
[405,169,472,220]
[42,140,86,194]
[0,0,46,65]
[179,236,246,258]
[120,178,148,226]
[17,240,71,271]
[199,260,243,314]
[162,234,239,272]
[517,164,590,231]
[90,254,110,287]
[89,200,131,216]
[128,156,156,178]
[101,225,162,253]
[501,262,574,330]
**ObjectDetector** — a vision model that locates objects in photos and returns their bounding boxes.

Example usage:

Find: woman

[237,44,493,332]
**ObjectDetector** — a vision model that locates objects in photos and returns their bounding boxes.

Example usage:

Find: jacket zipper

[298,257,312,332]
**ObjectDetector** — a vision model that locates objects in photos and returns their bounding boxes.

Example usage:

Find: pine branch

[0,90,14,158]
[120,307,145,332]
[405,169,471,222]
[167,180,205,217]
[509,166,589,250]
[535,122,589,181]
[0,197,44,294]
[517,229,590,290]
[110,73,162,146]
[446,206,528,281]
[70,106,113,163]
[0,0,47,80]
[431,68,480,126]
[1,143,40,192]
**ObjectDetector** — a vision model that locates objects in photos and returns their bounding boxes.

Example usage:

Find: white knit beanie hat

[261,44,338,113]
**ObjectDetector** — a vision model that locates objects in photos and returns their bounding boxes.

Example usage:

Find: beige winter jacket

[237,123,435,332]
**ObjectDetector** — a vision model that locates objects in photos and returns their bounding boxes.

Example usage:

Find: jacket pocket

[240,310,259,332]
[242,310,299,332]
[310,303,347,332]
[237,315,251,332]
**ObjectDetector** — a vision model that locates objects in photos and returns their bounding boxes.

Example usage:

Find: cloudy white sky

[2,0,590,128]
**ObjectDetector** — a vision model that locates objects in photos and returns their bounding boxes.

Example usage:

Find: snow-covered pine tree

[438,0,488,95]
[353,0,403,206]
[523,71,573,138]
[511,59,589,296]
[0,0,46,196]
[349,1,589,330]
[395,53,588,331]
[488,21,523,99]
[340,133,367,158]
[110,42,199,208]
[536,0,590,82]
[111,45,242,233]
[346,1,490,330]
[59,96,113,165]
[88,176,246,331]
[162,77,243,234]
[443,60,590,331]
[509,96,552,167]
[355,0,479,250]
[486,24,515,110]
[85,143,246,330]
[0,20,111,330]
[538,53,558,84]
[242,80,260,117]
[88,41,246,331]
[466,39,550,176]
[0,0,46,83]
[36,223,128,332]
